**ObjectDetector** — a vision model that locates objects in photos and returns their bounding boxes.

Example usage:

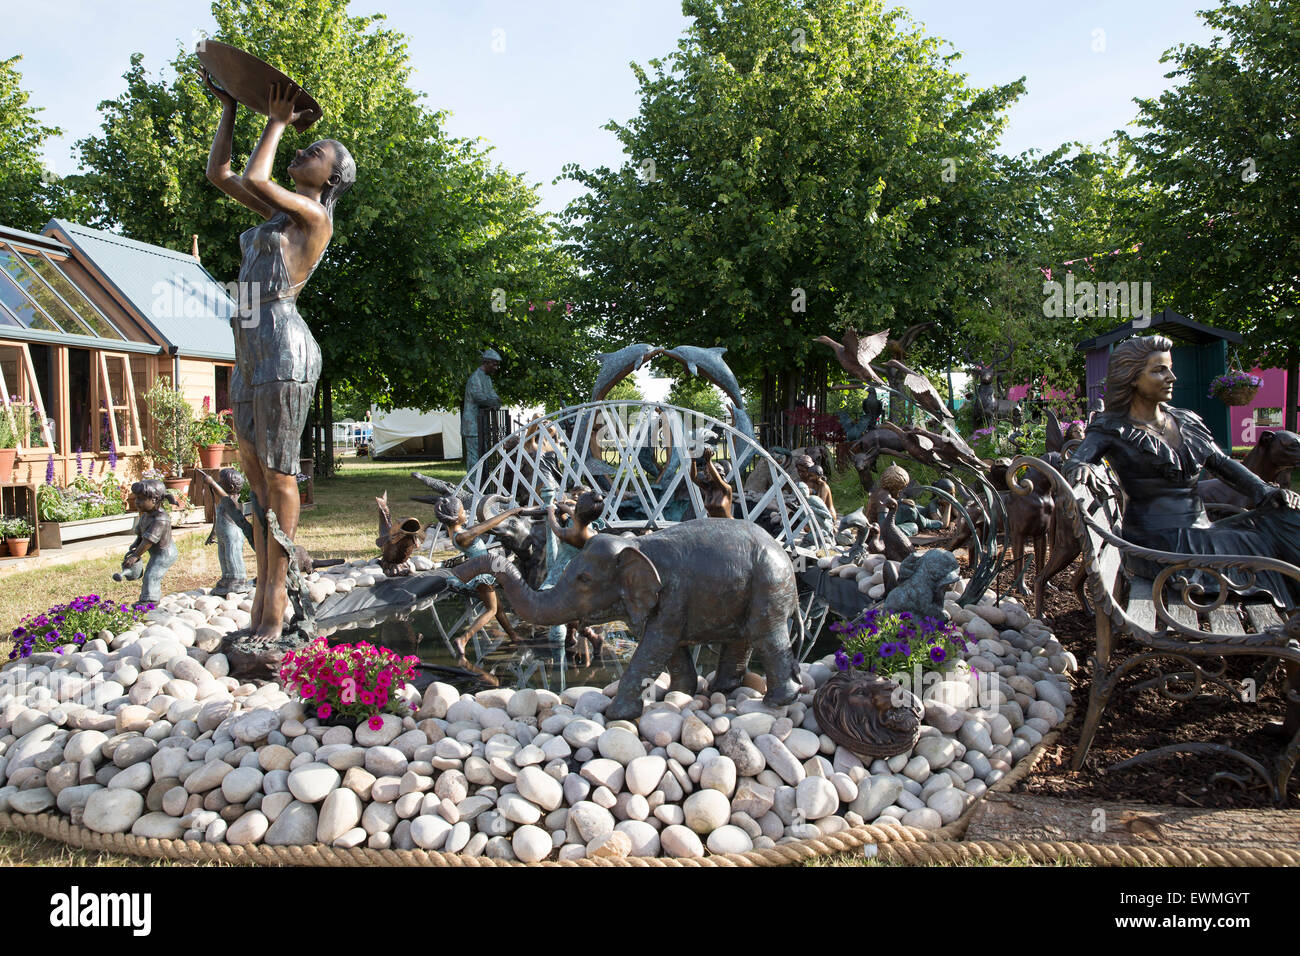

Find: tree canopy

[561,0,1025,391]
[73,0,590,412]
[665,375,726,419]
[1117,0,1300,426]
[0,56,86,231]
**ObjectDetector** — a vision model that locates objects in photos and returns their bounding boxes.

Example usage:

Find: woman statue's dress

[230,211,322,475]
[1065,405,1300,609]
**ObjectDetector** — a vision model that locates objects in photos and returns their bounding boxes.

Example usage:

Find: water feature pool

[317,591,841,699]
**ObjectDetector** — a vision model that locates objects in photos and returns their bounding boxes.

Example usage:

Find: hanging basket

[1211,367,1262,407]
[1218,384,1259,406]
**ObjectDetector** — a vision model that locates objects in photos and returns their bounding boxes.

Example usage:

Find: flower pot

[164,475,191,495]
[37,521,62,550]
[6,537,30,557]
[0,448,14,484]
[199,444,226,469]
[57,512,137,543]
[308,702,358,729]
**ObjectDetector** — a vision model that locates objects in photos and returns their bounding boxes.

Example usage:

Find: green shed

[1078,309,1240,450]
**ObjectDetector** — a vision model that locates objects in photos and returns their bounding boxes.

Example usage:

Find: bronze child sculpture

[545,488,608,663]
[199,468,253,596]
[434,496,525,657]
[690,446,733,519]
[113,479,179,605]
[203,71,355,644]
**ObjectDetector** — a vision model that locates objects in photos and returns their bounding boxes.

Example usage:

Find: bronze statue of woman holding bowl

[203,71,355,643]
[1065,335,1300,609]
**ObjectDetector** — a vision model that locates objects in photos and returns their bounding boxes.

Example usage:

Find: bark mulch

[987,558,1296,810]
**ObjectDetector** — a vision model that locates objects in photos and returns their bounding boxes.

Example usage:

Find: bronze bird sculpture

[814,328,889,385]
[881,359,954,421]
[877,421,984,473]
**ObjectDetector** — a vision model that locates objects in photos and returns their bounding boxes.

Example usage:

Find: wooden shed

[0,219,237,487]
[1078,308,1241,451]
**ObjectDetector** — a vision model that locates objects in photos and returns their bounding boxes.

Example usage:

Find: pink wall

[1002,370,1290,447]
[1228,367,1289,447]
[1006,384,1077,405]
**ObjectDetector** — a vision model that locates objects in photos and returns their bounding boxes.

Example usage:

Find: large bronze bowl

[196,40,322,133]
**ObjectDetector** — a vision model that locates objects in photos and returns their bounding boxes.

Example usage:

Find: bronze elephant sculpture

[451,518,803,720]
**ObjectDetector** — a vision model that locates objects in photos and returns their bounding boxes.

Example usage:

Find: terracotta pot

[6,537,30,557]
[164,475,191,494]
[0,448,15,485]
[199,444,226,469]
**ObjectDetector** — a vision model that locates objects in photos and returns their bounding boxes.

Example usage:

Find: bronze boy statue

[113,479,178,605]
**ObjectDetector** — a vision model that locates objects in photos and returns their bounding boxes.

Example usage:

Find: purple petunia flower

[851,652,865,668]
[930,646,947,664]
[879,643,897,658]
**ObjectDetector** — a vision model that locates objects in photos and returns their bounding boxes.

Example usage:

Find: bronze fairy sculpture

[203,71,355,644]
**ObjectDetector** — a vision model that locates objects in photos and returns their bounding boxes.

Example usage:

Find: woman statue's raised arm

[202,69,274,219]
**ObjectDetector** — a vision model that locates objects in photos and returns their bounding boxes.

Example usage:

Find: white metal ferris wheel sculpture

[444,399,833,553]
[418,346,837,660]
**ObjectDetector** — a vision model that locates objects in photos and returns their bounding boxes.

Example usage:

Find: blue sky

[11,0,1214,216]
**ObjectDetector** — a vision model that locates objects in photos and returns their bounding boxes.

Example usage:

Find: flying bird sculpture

[813,328,889,385]
[881,359,954,421]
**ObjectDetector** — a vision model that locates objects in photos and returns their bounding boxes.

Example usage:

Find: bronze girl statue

[203,72,355,643]
[433,496,525,657]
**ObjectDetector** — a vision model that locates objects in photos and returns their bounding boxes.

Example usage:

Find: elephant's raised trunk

[451,554,575,627]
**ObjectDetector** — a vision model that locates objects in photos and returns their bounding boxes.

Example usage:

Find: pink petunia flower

[368,715,384,731]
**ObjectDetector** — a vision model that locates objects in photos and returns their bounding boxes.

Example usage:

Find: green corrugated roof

[47,219,236,360]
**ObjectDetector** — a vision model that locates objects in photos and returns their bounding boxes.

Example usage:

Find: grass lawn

[0,457,463,641]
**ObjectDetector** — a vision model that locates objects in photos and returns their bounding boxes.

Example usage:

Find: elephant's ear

[617,546,662,632]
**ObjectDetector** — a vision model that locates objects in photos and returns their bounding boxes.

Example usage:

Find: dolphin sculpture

[728,400,758,472]
[662,345,745,408]
[591,344,663,401]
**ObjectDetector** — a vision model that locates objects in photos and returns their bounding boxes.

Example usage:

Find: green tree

[605,378,645,402]
[561,0,1024,402]
[74,0,589,430]
[0,56,87,231]
[666,376,725,419]
[1118,0,1300,429]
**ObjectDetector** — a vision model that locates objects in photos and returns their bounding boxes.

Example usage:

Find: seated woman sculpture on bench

[1062,334,1300,611]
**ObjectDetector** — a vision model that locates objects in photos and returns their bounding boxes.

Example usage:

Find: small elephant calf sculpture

[451,518,803,721]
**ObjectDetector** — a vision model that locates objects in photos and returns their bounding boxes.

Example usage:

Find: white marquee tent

[369,408,463,459]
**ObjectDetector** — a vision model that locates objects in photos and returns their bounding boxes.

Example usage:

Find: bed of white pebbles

[0,557,1076,861]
